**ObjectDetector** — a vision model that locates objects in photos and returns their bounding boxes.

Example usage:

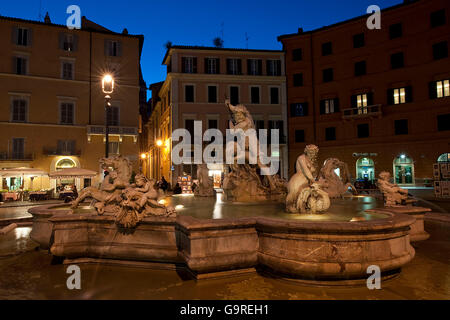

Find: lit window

[394,88,406,104]
[437,80,450,98]
[325,99,334,114]
[357,94,368,114]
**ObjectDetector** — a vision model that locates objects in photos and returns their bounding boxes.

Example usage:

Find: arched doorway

[56,158,76,170]
[356,157,375,181]
[437,153,450,163]
[393,155,414,185]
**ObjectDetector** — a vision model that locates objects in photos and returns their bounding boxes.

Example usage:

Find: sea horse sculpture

[286,145,330,213]
[222,100,287,202]
[71,156,175,228]
[318,158,358,198]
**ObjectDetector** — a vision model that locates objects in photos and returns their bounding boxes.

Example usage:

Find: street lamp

[102,74,115,158]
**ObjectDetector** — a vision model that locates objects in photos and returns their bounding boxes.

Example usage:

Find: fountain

[28,102,423,285]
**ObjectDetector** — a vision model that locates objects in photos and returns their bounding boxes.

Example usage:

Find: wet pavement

[0,222,449,300]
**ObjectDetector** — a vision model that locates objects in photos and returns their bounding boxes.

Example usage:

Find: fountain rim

[29,203,415,234]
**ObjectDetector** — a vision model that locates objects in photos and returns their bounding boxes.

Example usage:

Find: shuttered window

[11,99,27,122]
[105,40,122,57]
[60,103,74,124]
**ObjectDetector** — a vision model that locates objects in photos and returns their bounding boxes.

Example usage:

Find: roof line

[162,45,283,65]
[0,15,143,39]
[277,0,420,41]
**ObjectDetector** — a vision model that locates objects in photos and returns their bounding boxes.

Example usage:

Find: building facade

[279,0,450,186]
[141,46,288,187]
[0,15,144,191]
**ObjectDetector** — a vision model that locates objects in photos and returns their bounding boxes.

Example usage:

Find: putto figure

[71,155,175,228]
[377,171,412,207]
[194,164,215,197]
[286,145,330,213]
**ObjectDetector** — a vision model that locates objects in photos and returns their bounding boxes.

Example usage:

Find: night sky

[1,0,401,95]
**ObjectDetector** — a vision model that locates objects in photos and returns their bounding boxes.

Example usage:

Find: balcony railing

[0,152,34,161]
[342,104,382,120]
[43,148,81,157]
[87,125,138,136]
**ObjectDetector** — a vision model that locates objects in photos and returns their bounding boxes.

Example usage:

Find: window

[433,41,448,60]
[230,86,239,105]
[247,59,262,76]
[207,86,217,103]
[205,58,219,74]
[395,119,408,135]
[351,93,373,114]
[208,119,218,129]
[354,61,366,76]
[61,61,74,80]
[322,42,332,56]
[14,57,27,75]
[182,57,197,73]
[391,52,404,69]
[227,59,242,75]
[106,106,119,126]
[250,87,260,104]
[60,103,74,124]
[268,120,284,143]
[389,23,402,39]
[185,119,195,144]
[267,60,281,76]
[12,138,25,159]
[292,48,302,61]
[388,87,412,105]
[105,40,121,57]
[11,98,27,122]
[293,73,303,86]
[437,114,450,131]
[57,140,75,155]
[435,79,450,98]
[353,33,365,48]
[295,130,305,143]
[357,123,370,138]
[60,33,77,51]
[14,27,30,46]
[431,9,446,28]
[291,103,308,117]
[325,127,336,141]
[270,87,279,104]
[109,142,120,155]
[185,85,194,102]
[320,98,339,114]
[323,68,333,82]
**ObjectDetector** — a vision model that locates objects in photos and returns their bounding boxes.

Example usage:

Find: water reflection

[163,194,387,221]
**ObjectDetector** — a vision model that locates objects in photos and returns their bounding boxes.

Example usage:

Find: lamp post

[102,74,115,158]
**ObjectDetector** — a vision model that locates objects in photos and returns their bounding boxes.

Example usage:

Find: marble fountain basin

[28,196,419,284]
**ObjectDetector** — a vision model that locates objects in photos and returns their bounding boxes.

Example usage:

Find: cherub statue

[377,171,411,207]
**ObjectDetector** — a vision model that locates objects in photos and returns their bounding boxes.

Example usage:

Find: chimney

[44,12,51,24]
[298,28,303,34]
[122,28,129,35]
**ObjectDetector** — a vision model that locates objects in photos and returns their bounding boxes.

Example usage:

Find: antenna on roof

[38,0,43,21]
[245,32,250,49]
[220,22,224,41]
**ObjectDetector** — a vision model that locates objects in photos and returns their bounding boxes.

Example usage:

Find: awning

[0,167,48,178]
[49,168,98,179]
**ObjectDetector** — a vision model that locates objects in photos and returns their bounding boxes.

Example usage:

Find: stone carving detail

[222,100,287,202]
[194,164,215,197]
[71,155,175,228]
[377,171,413,207]
[318,158,358,198]
[286,145,331,213]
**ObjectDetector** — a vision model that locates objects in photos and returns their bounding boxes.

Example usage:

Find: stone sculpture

[286,145,331,213]
[194,164,215,197]
[377,171,413,207]
[71,155,175,228]
[222,100,287,202]
[318,158,358,198]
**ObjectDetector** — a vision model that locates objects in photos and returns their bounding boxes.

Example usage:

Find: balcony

[342,104,382,120]
[87,125,138,143]
[43,148,81,157]
[0,152,34,161]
